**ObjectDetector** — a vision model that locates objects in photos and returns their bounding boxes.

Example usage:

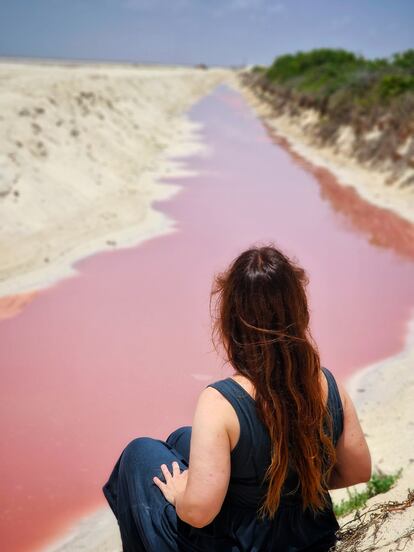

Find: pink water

[1,86,414,551]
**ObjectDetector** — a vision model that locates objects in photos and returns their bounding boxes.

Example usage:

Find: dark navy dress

[102,367,344,551]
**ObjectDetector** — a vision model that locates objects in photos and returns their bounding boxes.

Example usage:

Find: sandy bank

[0,62,231,297]
[330,314,414,550]
[236,81,414,225]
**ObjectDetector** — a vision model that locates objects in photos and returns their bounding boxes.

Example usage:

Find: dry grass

[334,489,414,551]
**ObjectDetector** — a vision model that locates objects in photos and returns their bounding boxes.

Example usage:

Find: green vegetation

[251,64,266,74]
[261,48,414,107]
[244,49,414,175]
[333,469,402,518]
[248,48,414,117]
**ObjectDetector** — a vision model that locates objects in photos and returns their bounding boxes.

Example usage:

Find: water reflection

[265,128,414,261]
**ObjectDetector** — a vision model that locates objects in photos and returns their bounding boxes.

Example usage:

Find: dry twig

[333,489,414,551]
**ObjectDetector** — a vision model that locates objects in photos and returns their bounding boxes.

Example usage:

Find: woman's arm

[327,382,372,490]
[174,387,232,528]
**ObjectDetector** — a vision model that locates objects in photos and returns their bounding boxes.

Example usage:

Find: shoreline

[236,82,414,226]
[0,116,197,298]
[330,313,414,550]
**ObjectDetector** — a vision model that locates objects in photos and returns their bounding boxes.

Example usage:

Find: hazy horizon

[1,1,413,67]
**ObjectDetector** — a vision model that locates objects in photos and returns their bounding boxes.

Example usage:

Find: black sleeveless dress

[102,367,344,551]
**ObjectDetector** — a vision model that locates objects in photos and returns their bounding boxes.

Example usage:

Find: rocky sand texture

[0,61,231,297]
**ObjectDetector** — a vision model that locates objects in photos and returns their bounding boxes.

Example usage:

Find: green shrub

[366,469,403,496]
[247,48,414,148]
[377,75,414,99]
[266,49,360,84]
[392,49,414,72]
[258,48,414,105]
[333,469,402,518]
[251,65,266,73]
[334,489,369,517]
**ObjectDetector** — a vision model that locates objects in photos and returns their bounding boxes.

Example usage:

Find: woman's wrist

[174,489,187,510]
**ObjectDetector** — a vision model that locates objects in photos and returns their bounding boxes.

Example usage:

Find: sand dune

[0,62,231,297]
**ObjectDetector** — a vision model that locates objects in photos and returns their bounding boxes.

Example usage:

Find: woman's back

[210,366,343,505]
[175,366,344,551]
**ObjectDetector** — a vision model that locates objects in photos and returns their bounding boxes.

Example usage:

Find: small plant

[333,469,402,518]
[366,469,402,496]
[334,489,370,517]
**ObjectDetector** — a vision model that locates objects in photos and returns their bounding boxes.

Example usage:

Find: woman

[103,245,371,551]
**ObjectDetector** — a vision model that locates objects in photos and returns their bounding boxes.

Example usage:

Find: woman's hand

[153,461,188,506]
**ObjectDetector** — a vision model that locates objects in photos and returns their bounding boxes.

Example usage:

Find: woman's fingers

[153,462,187,506]
[152,476,166,490]
[161,463,172,482]
[172,461,180,477]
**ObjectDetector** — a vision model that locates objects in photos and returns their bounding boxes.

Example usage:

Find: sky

[0,0,413,66]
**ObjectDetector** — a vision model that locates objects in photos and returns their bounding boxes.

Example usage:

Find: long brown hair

[210,244,336,518]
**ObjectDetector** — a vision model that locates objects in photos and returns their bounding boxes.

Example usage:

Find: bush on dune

[243,48,414,173]
[263,48,414,104]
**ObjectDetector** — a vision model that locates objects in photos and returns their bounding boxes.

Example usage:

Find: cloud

[213,0,285,17]
[121,0,286,19]
[227,0,263,9]
[330,15,352,31]
[122,0,191,11]
[267,3,285,13]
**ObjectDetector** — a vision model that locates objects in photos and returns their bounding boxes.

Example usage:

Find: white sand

[0,61,231,298]
[330,315,414,551]
[42,508,121,552]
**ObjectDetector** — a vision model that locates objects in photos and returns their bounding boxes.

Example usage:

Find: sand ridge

[0,62,232,298]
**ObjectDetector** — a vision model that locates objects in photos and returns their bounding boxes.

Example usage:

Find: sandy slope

[0,61,231,298]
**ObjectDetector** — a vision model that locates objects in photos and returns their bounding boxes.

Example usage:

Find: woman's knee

[166,426,191,463]
[166,426,191,445]
[120,437,159,468]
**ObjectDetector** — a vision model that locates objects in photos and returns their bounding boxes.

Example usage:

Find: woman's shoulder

[199,379,236,408]
[321,367,347,409]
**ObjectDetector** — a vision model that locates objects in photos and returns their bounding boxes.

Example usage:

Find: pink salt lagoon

[1,86,414,551]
